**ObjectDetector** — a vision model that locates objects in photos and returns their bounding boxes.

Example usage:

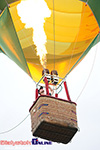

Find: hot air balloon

[0,0,100,144]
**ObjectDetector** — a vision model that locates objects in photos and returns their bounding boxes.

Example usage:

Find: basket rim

[29,95,77,112]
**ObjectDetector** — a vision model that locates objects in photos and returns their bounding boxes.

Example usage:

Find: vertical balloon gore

[17,0,51,68]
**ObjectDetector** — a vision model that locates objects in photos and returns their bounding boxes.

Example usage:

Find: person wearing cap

[38,86,54,96]
[38,86,45,95]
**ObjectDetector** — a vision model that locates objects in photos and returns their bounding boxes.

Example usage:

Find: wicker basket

[29,95,78,144]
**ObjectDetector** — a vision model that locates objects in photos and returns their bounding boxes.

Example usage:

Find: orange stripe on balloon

[3,37,21,62]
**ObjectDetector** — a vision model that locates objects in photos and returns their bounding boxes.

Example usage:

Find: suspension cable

[4,0,9,7]
[67,2,88,74]
[53,0,55,70]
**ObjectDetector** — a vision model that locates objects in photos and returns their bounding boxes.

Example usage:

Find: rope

[53,0,55,70]
[67,3,88,74]
[58,85,63,94]
[4,0,9,7]
[64,0,96,81]
[75,33,100,102]
[0,114,30,134]
[86,0,89,4]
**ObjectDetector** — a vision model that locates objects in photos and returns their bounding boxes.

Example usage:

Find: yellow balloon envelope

[0,0,100,83]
